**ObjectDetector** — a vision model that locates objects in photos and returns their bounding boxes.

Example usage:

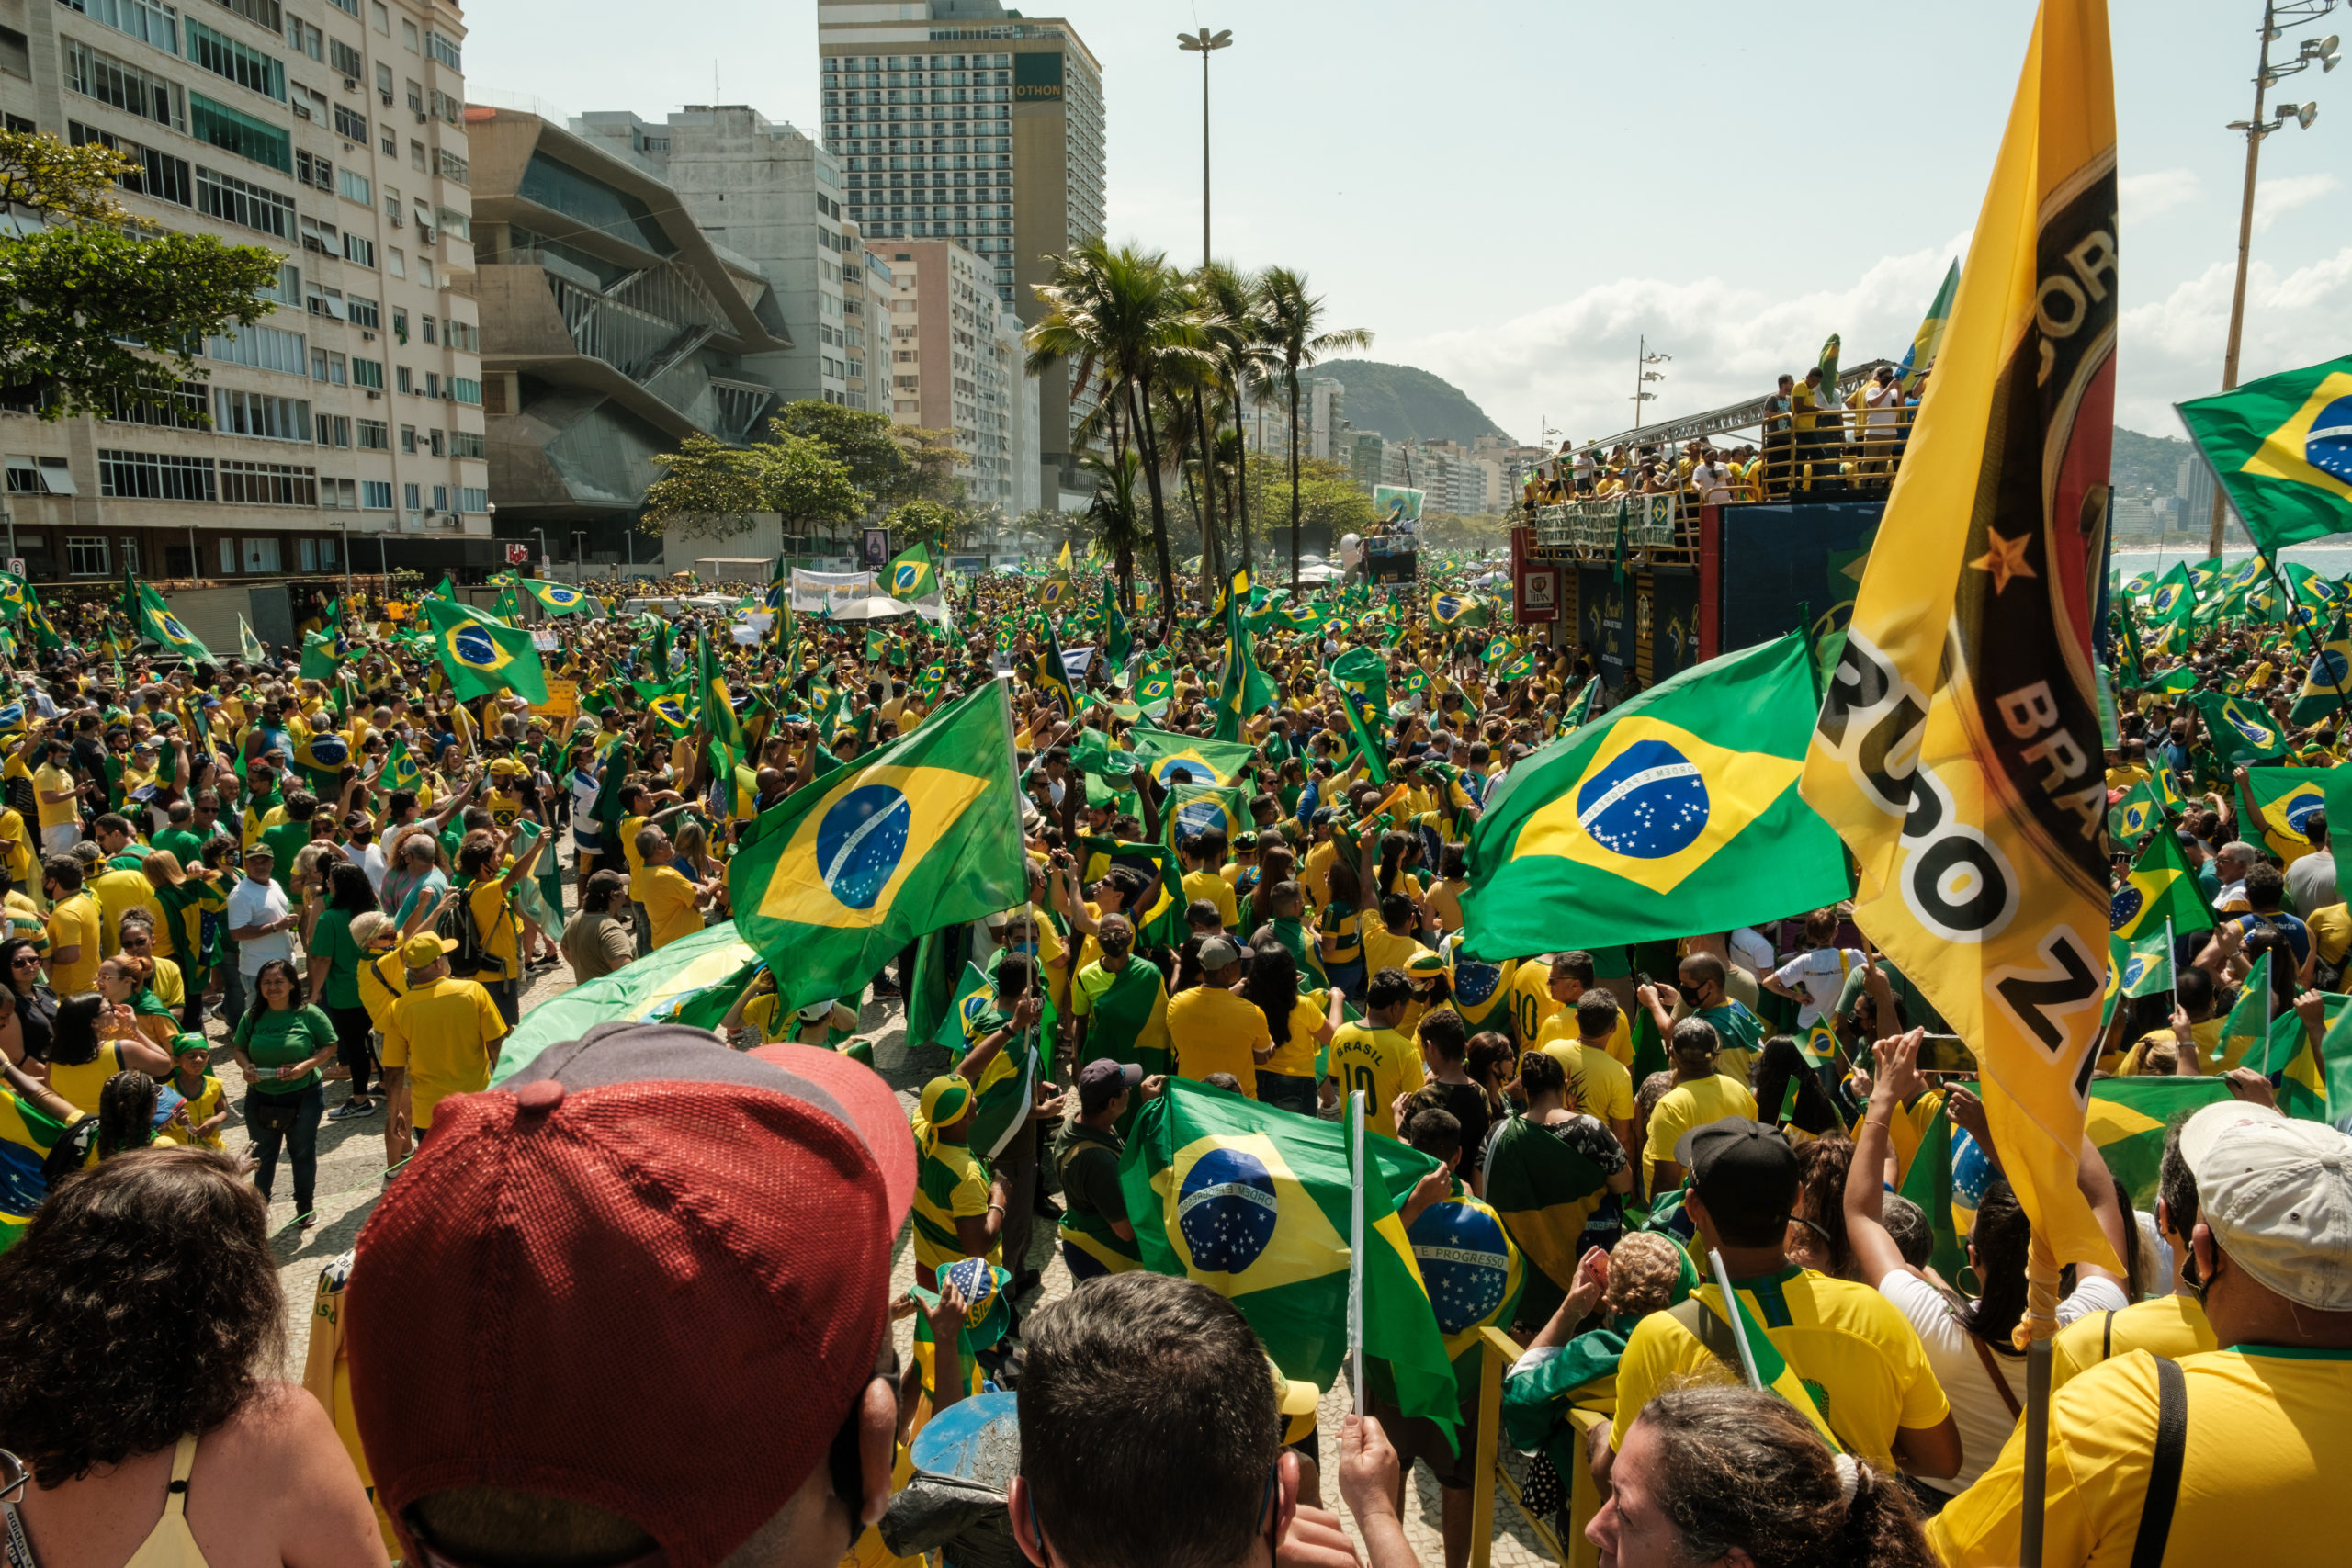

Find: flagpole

[1347,1088,1366,1412]
[1704,1250,1765,1391]
[2165,918,2177,1042]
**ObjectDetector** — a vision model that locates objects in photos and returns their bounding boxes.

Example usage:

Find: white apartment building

[878,237,1035,517]
[0,0,485,585]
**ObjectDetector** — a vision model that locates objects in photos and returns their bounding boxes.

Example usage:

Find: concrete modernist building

[817,0,1103,502]
[0,0,488,584]
[877,238,1035,518]
[464,105,793,561]
[572,105,860,413]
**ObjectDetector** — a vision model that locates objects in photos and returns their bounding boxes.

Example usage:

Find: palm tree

[1258,266,1372,593]
[1025,239,1205,622]
[1195,262,1277,581]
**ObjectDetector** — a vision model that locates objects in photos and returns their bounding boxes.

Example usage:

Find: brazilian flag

[1098,576,1132,671]
[0,1089,83,1252]
[1333,669,1390,788]
[2110,828,2211,940]
[422,597,548,704]
[1497,649,1540,682]
[2238,766,2350,862]
[130,580,214,663]
[1163,780,1248,852]
[522,580,598,617]
[1895,1102,1967,1280]
[300,630,340,681]
[1213,608,1277,744]
[885,542,938,602]
[1078,832,1187,947]
[1329,646,1388,727]
[1132,658,1175,721]
[2109,930,2173,1001]
[2086,1077,2233,1210]
[0,571,24,622]
[1408,1190,1525,1400]
[2188,690,2286,765]
[2145,562,2195,623]
[431,573,458,602]
[1119,1078,1462,1446]
[1482,1111,1616,1322]
[1033,615,1079,716]
[2177,354,2352,559]
[2106,778,2165,843]
[2150,665,2199,695]
[1041,541,1076,609]
[1462,631,1849,958]
[1126,725,1253,789]
[382,735,424,795]
[2265,989,2351,1122]
[700,630,745,758]
[727,682,1028,1012]
[1430,592,1488,630]
[2290,611,2352,726]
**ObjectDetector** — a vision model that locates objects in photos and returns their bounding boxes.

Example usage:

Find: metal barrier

[1529,494,1694,570]
[1465,1327,1607,1568]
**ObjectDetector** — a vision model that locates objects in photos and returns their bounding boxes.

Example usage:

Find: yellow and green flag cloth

[2239,766,2348,862]
[1120,1078,1462,1446]
[2177,353,2352,560]
[130,579,215,663]
[2086,1077,2233,1209]
[521,580,598,617]
[237,615,266,663]
[728,682,1027,1012]
[1041,541,1075,608]
[1125,726,1254,790]
[1482,1111,1617,1321]
[1896,260,1958,392]
[2188,690,2287,766]
[1699,1258,1841,1454]
[1163,780,1249,852]
[422,597,549,704]
[2106,777,2165,844]
[0,1089,83,1252]
[885,542,938,602]
[2108,930,2172,1001]
[2262,988,2348,1122]
[2109,827,2211,941]
[2290,610,2352,726]
[1468,631,1849,959]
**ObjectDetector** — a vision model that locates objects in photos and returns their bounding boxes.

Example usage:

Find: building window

[295,148,333,190]
[342,231,374,266]
[214,388,311,440]
[360,479,391,509]
[66,536,111,576]
[458,486,488,513]
[398,423,413,453]
[189,92,292,172]
[345,294,379,329]
[314,412,350,447]
[329,37,363,78]
[97,448,216,501]
[395,366,413,394]
[286,17,322,60]
[449,429,483,458]
[102,381,207,429]
[308,348,345,384]
[444,319,477,352]
[336,165,370,205]
[424,28,459,69]
[185,20,286,101]
[349,357,383,389]
[334,103,367,141]
[66,120,193,206]
[193,164,294,237]
[420,314,435,344]
[220,460,317,505]
[64,39,183,132]
[206,321,306,373]
[356,418,388,449]
[401,481,419,509]
[241,536,282,570]
[314,479,356,511]
[64,0,181,53]
[435,149,467,186]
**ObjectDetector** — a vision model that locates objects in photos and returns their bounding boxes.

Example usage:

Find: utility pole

[2211,0,2338,555]
[1177,29,1233,270]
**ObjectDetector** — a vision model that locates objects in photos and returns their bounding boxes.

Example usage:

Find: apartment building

[817,0,1103,501]
[877,238,1035,517]
[572,104,857,412]
[465,105,794,563]
[0,0,486,584]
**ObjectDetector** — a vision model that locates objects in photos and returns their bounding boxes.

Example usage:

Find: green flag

[1482,1111,1617,1320]
[727,682,1028,1011]
[1099,576,1132,671]
[1033,615,1079,716]
[2109,929,2173,1000]
[129,580,214,663]
[2150,665,2199,695]
[2263,990,2349,1122]
[1119,1078,1462,1446]
[884,542,938,602]
[237,615,266,663]
[1132,657,1175,721]
[521,580,598,617]
[2086,1077,2234,1210]
[1461,631,1849,958]
[1126,726,1255,790]
[1214,614,1276,743]
[2187,690,2287,765]
[1162,780,1250,854]
[1894,1100,1967,1280]
[2290,612,2352,727]
[421,597,549,704]
[300,630,340,681]
[1333,670,1390,787]
[382,735,424,795]
[431,573,458,602]
[2175,355,2352,559]
[2106,777,2165,843]
[2109,826,2211,942]
[1329,646,1388,728]
[1079,833,1189,948]
[699,629,745,760]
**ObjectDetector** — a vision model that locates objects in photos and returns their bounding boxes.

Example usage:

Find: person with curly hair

[0,1146,390,1563]
[1590,1384,1936,1568]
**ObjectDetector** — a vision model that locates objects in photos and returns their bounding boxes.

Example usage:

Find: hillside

[1288,360,1509,446]
[2113,424,2193,497]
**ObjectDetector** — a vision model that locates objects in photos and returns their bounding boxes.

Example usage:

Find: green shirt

[260,819,313,897]
[310,908,365,1009]
[151,826,209,872]
[232,1001,336,1097]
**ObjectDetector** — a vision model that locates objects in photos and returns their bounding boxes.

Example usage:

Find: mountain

[1283,360,1509,446]
[2112,424,2194,498]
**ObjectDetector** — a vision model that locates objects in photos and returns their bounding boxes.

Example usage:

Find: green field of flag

[885,542,938,602]
[2188,690,2286,765]
[129,579,214,663]
[2177,355,2352,559]
[2107,777,2165,842]
[1482,1112,1617,1322]
[2291,611,2352,726]
[521,579,598,617]
[1119,1079,1461,1442]
[2239,766,2352,862]
[2086,1077,2234,1210]
[728,683,1027,1011]
[422,597,549,703]
[2109,826,2210,942]
[1463,631,1849,958]
[1126,726,1254,789]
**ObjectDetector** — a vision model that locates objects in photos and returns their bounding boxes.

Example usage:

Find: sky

[464,0,2346,447]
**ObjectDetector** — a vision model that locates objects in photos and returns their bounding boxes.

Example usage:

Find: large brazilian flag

[422,596,549,704]
[1481,1111,1615,1322]
[728,682,1028,1012]
[2177,354,2352,559]
[2238,766,2352,863]
[130,579,215,663]
[2187,691,2286,766]
[1463,631,1849,958]
[1125,725,1255,789]
[521,579,599,617]
[2085,1077,2233,1210]
[1120,1079,1463,1443]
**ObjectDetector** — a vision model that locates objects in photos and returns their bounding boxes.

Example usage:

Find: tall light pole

[1176,28,1232,270]
[2211,0,2337,555]
[1632,337,1670,427]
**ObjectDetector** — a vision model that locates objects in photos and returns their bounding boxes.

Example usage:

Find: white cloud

[2253,172,2341,231]
[2113,244,2352,432]
[2119,168,2199,223]
[1390,238,1968,445]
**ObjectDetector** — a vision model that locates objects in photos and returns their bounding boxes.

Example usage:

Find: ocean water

[2113,543,2352,578]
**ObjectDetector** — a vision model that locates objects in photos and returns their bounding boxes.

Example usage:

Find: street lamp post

[1176,28,1232,267]
[573,531,587,585]
[2211,0,2338,555]
[1632,337,1670,424]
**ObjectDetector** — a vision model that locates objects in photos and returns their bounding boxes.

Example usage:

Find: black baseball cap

[1078,1058,1142,1114]
[1677,1117,1799,1219]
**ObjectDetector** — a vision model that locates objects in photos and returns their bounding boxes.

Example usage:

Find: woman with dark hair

[307,859,381,1122]
[1319,853,1367,1000]
[1844,1029,2132,1503]
[1593,1384,1936,1568]
[0,935,55,1065]
[1785,1134,1858,1280]
[41,990,171,1116]
[0,1146,392,1562]
[1241,938,1337,1116]
[96,1067,164,1159]
[227,956,338,1226]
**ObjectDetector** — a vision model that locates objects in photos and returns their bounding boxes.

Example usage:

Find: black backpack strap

[2129,1356,2188,1568]
[2102,1310,2116,1362]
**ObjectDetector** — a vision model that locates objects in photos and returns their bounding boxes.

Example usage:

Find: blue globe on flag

[452,626,501,667]
[309,733,350,768]
[1411,1201,1513,1334]
[1176,1146,1279,1274]
[2308,395,2352,483]
[940,1258,999,1327]
[814,784,910,909]
[1577,739,1710,858]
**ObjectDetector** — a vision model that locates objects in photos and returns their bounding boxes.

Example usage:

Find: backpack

[437,882,500,980]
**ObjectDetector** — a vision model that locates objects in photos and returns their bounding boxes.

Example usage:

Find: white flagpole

[1706,1248,1765,1391]
[1347,1088,1367,1410]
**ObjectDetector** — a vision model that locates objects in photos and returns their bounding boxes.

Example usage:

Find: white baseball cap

[2179,1101,2352,1312]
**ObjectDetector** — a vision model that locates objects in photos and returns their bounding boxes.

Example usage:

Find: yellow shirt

[1263,994,1325,1079]
[1506,961,1559,1048]
[1533,998,1633,1069]
[2046,1292,2219,1393]
[32,763,77,829]
[1537,1034,1636,1125]
[1166,984,1272,1099]
[1300,839,1339,910]
[1929,1347,2352,1568]
[619,813,650,876]
[90,867,164,959]
[356,948,407,1032]
[174,1072,226,1148]
[45,890,102,995]
[465,875,523,980]
[1359,927,1432,985]
[47,1041,127,1115]
[634,863,704,950]
[0,808,33,885]
[1180,868,1239,931]
[1641,1072,1759,1192]
[1325,1021,1422,1137]
[381,976,507,1128]
[910,1140,1000,1278]
[1611,1264,1951,1475]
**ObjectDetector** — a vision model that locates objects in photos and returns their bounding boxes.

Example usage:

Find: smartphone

[1917,1033,1977,1074]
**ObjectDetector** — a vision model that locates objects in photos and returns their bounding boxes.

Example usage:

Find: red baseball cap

[348,1023,915,1568]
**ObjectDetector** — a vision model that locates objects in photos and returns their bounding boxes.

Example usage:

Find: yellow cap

[401,931,458,970]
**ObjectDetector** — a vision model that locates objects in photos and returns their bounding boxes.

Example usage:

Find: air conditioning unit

[380,92,393,107]
[415,112,428,124]
[366,389,380,400]
[362,331,375,341]
[343,77,356,90]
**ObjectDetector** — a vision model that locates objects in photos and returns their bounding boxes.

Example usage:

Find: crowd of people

[0,549,2345,1568]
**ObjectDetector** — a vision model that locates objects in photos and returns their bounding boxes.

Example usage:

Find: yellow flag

[1798,0,2120,1272]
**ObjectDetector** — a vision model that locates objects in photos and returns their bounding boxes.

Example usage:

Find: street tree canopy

[639,429,864,538]
[0,131,283,420]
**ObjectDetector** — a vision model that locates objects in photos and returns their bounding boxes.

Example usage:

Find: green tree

[1259,267,1372,592]
[640,430,861,540]
[885,497,961,550]
[0,131,282,419]
[1192,263,1278,582]
[771,400,965,510]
